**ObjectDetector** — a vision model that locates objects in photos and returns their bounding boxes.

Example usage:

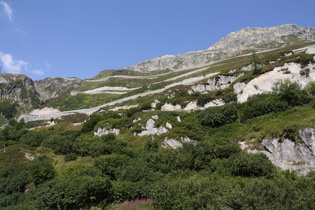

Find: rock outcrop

[124,24,315,72]
[136,117,169,136]
[35,77,86,101]
[237,62,315,103]
[189,73,244,93]
[242,128,315,176]
[0,73,40,111]
[94,127,120,136]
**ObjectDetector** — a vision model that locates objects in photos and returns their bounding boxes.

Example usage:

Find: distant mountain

[124,24,315,72]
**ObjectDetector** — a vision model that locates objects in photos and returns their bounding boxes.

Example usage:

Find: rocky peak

[124,24,315,72]
[207,24,315,55]
[34,77,86,101]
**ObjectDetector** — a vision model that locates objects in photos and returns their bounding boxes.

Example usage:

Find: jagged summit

[124,24,315,72]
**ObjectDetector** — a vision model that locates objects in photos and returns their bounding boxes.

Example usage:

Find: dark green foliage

[252,52,262,75]
[227,152,276,178]
[41,134,75,155]
[101,133,116,142]
[0,156,55,207]
[124,107,141,117]
[64,153,77,162]
[152,175,315,210]
[0,101,18,119]
[281,125,299,141]
[75,137,130,157]
[240,94,290,121]
[296,53,315,67]
[305,81,315,97]
[80,114,102,133]
[199,103,238,127]
[214,143,241,159]
[140,102,152,111]
[20,131,46,147]
[272,80,312,106]
[145,138,159,152]
[36,175,111,209]
[94,154,131,179]
[196,93,212,106]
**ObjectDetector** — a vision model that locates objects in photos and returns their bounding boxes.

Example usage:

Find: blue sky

[0,0,314,80]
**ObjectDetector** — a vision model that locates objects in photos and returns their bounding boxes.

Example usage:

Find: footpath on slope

[18,44,315,122]
[19,71,219,122]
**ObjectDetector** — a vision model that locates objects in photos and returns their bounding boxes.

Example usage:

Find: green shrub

[41,134,75,155]
[305,81,315,97]
[197,94,212,106]
[214,143,241,159]
[36,175,111,209]
[80,114,102,133]
[198,103,238,127]
[101,133,116,142]
[94,154,131,179]
[227,152,276,178]
[240,94,290,121]
[0,101,18,119]
[272,80,311,106]
[64,153,77,162]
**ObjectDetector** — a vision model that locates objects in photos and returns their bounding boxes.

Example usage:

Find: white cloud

[0,1,13,22]
[31,69,44,75]
[0,52,28,74]
[0,51,45,77]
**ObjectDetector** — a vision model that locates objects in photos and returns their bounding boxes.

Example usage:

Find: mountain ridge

[124,24,315,72]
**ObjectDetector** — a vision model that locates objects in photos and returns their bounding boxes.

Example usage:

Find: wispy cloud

[0,1,13,22]
[31,69,44,75]
[0,52,44,77]
[0,52,27,74]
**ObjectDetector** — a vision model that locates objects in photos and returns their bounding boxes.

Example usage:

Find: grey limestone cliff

[124,24,315,72]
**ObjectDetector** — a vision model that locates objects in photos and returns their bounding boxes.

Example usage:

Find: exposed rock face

[124,24,315,72]
[243,128,315,176]
[19,107,72,122]
[137,118,169,136]
[207,24,315,56]
[162,136,193,149]
[233,82,246,94]
[190,73,244,93]
[0,73,40,111]
[237,62,315,103]
[35,77,86,101]
[94,127,120,136]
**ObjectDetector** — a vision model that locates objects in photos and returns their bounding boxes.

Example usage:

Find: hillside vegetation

[1,24,315,209]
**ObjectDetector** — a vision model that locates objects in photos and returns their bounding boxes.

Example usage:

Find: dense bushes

[0,101,18,119]
[151,175,315,210]
[198,80,315,127]
[227,152,276,178]
[199,103,238,127]
[36,175,111,209]
[240,94,290,121]
[0,156,55,208]
[272,80,312,106]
